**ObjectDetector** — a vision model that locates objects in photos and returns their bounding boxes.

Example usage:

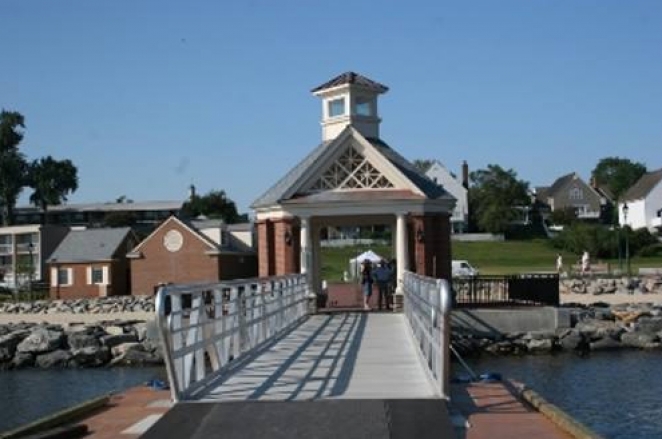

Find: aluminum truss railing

[156,274,309,401]
[402,271,452,399]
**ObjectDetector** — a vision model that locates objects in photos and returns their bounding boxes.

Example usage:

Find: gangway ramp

[141,273,455,438]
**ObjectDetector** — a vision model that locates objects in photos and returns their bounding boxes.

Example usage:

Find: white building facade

[619,168,662,231]
[425,161,468,233]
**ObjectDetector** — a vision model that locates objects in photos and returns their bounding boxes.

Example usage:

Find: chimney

[461,161,469,189]
[189,184,196,200]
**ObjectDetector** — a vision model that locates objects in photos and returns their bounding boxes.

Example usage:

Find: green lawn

[453,240,662,275]
[320,240,662,279]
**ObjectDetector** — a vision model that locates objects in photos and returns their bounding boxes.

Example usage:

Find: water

[462,351,662,439]
[1,354,661,438]
[0,367,165,433]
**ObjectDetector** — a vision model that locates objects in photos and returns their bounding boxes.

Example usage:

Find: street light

[622,203,630,277]
[27,242,34,295]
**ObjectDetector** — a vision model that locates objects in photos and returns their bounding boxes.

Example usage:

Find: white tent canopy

[347,250,384,279]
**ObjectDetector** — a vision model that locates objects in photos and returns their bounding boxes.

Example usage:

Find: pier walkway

[122,272,573,438]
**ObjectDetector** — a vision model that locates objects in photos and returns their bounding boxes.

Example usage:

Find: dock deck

[194,312,438,401]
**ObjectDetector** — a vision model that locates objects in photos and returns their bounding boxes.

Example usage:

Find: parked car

[452,260,479,277]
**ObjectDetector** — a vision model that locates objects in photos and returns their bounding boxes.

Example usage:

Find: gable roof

[251,128,447,209]
[48,228,133,263]
[251,141,331,208]
[311,72,388,94]
[622,168,662,201]
[547,173,577,196]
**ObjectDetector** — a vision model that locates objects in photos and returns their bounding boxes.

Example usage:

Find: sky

[2,1,661,214]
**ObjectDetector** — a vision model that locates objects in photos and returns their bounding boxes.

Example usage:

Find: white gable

[289,127,425,199]
[425,162,467,224]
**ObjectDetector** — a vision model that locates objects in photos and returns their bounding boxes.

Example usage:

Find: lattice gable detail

[306,145,395,192]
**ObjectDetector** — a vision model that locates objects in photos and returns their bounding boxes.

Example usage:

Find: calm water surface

[0,367,165,433]
[464,351,662,439]
[2,353,661,438]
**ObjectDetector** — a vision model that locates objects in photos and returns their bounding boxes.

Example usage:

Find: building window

[328,98,345,117]
[57,268,70,286]
[569,187,583,200]
[91,267,103,284]
[354,97,372,116]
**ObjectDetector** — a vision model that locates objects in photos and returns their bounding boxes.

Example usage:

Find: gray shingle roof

[366,138,448,199]
[252,130,450,209]
[251,141,332,208]
[547,173,577,196]
[622,168,662,201]
[311,72,389,94]
[48,228,132,263]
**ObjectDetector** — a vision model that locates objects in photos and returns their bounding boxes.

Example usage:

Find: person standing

[360,260,374,311]
[581,251,590,275]
[556,253,563,274]
[374,260,393,310]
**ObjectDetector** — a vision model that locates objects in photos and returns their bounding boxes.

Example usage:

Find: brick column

[273,219,297,275]
[256,220,275,277]
[411,213,452,279]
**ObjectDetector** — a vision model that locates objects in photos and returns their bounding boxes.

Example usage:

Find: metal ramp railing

[156,275,309,402]
[402,271,452,399]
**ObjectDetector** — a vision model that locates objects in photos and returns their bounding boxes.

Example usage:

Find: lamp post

[27,242,34,296]
[622,203,630,277]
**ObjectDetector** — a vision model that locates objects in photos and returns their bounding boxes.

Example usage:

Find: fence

[155,274,309,402]
[453,274,559,307]
[402,271,452,399]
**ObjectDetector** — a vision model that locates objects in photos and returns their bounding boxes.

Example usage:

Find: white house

[618,168,662,231]
[425,161,468,233]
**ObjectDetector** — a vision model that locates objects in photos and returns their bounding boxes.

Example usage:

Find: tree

[27,156,79,224]
[591,157,646,202]
[181,189,240,223]
[412,159,434,173]
[468,165,530,234]
[0,110,28,226]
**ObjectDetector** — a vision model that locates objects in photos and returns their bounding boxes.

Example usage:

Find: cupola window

[354,97,372,116]
[328,98,346,117]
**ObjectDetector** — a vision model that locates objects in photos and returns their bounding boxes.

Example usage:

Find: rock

[111,349,163,366]
[104,326,125,336]
[111,342,144,358]
[526,338,554,353]
[0,330,31,362]
[634,317,662,334]
[72,346,111,367]
[35,349,73,368]
[12,352,35,368]
[590,337,622,351]
[620,332,660,349]
[559,330,584,351]
[101,333,138,348]
[586,284,603,295]
[575,320,624,340]
[67,332,101,351]
[16,328,64,354]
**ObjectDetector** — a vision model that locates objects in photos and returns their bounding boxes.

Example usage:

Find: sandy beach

[559,293,662,306]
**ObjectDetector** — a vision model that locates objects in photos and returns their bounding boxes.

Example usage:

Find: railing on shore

[155,274,309,402]
[453,274,559,307]
[402,271,452,399]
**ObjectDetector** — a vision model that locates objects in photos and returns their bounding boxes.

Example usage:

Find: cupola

[311,72,388,142]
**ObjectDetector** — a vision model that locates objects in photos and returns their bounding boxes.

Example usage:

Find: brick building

[47,227,137,299]
[128,216,257,296]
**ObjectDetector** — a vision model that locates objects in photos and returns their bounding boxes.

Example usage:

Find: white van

[452,260,479,277]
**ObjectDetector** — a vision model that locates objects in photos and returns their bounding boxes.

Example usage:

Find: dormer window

[328,98,346,117]
[354,97,372,116]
